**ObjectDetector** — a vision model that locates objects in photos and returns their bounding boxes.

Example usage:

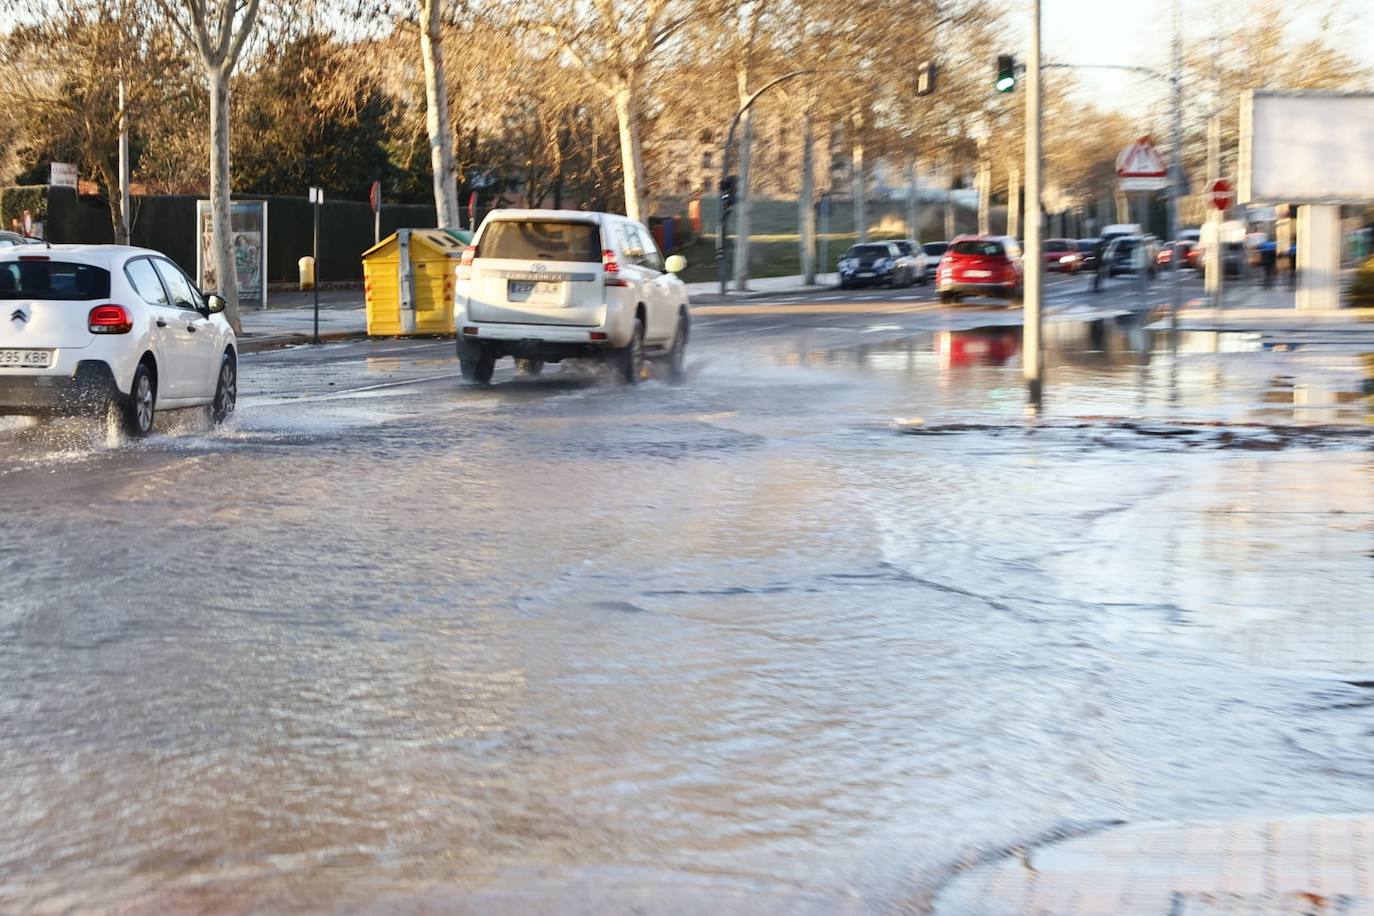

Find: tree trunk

[100,160,128,247]
[905,157,919,242]
[1008,166,1021,240]
[731,105,753,291]
[208,66,239,332]
[613,84,646,223]
[420,0,459,227]
[798,106,816,285]
[977,159,990,236]
[852,141,867,243]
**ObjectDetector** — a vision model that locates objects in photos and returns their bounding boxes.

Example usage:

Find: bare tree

[0,0,181,244]
[418,0,459,226]
[523,0,717,222]
[153,0,262,332]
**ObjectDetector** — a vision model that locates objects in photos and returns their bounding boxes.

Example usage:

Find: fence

[4,186,452,283]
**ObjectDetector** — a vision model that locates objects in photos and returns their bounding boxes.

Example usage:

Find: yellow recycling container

[361,229,468,336]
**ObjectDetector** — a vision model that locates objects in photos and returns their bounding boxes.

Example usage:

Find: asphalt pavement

[1,281,1371,914]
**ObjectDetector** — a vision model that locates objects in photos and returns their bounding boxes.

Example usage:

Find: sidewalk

[238,291,367,351]
[686,272,838,303]
[1165,276,1374,330]
[935,813,1374,915]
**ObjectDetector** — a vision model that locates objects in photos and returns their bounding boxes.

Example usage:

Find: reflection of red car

[1158,240,1201,269]
[937,329,1020,366]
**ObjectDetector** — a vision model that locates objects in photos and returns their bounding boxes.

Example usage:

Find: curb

[238,330,369,353]
[689,287,839,305]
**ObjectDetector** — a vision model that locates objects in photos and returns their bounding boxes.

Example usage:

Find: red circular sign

[1208,179,1233,211]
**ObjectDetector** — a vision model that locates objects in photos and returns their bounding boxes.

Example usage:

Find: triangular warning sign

[1116,137,1167,178]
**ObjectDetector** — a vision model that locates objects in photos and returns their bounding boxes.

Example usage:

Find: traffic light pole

[716,69,814,296]
[1023,0,1043,405]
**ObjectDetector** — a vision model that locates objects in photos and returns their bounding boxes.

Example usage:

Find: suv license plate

[0,349,53,368]
[508,280,563,303]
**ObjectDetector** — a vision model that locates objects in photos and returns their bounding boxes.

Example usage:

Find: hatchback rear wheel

[119,363,156,437]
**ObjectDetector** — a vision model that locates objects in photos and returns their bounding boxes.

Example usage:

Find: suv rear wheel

[461,347,497,385]
[664,313,688,383]
[613,319,645,385]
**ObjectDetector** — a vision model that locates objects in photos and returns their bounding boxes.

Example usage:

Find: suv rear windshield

[479,220,602,262]
[847,245,891,259]
[922,243,948,256]
[950,240,1005,257]
[0,260,111,299]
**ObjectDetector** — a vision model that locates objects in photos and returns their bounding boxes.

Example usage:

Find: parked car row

[837,240,930,288]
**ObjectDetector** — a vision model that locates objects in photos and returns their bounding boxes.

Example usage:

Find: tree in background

[153,0,262,332]
[0,0,184,243]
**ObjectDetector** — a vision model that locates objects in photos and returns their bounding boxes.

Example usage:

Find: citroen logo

[10,308,25,323]
[531,263,548,273]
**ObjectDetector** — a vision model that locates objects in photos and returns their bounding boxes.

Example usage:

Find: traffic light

[917,61,937,97]
[720,174,738,213]
[996,55,1016,93]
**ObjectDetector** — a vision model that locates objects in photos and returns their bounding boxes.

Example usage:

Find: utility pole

[1205,116,1223,305]
[1167,0,1183,327]
[1023,0,1044,404]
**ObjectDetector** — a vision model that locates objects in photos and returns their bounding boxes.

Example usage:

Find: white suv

[454,209,690,384]
[0,245,238,436]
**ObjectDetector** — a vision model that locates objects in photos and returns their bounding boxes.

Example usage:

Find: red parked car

[937,235,1024,304]
[1044,238,1076,272]
[1158,240,1201,269]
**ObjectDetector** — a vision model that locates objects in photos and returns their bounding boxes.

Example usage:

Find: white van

[453,209,690,385]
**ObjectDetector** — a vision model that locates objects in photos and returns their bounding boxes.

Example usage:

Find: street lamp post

[1023,0,1043,405]
[716,69,815,296]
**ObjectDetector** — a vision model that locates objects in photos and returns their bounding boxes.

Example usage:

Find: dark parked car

[838,242,903,289]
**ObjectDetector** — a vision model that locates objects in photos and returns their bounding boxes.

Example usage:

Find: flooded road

[1,304,1371,913]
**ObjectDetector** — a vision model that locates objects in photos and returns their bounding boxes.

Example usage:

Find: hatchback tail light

[603,249,629,287]
[88,304,132,334]
[455,245,477,281]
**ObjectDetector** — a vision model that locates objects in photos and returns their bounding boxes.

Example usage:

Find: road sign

[48,162,77,190]
[369,180,381,213]
[1117,136,1168,191]
[1209,178,1233,211]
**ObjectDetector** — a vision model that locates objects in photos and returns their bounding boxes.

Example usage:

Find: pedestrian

[1287,242,1298,291]
[1092,238,1106,293]
[1260,239,1277,289]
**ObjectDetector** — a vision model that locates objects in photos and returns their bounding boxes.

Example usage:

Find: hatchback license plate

[508,280,563,303]
[0,349,52,368]
[965,269,992,278]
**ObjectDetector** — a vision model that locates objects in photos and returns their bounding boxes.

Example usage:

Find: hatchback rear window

[479,221,602,262]
[950,240,1005,257]
[0,260,111,299]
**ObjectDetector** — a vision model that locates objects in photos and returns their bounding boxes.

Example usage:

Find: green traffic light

[996,55,1015,92]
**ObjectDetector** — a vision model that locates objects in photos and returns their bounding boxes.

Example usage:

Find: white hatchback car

[0,245,237,436]
[454,209,690,384]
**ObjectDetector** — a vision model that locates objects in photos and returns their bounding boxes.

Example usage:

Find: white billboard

[1239,91,1374,204]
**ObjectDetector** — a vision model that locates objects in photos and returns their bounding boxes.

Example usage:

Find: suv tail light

[455,245,477,281]
[89,304,132,334]
[602,249,629,287]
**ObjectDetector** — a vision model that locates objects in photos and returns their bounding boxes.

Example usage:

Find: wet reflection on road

[0,315,1370,913]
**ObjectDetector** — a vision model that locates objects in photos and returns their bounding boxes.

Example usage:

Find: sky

[1037,0,1374,117]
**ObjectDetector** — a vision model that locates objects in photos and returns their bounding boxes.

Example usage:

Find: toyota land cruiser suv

[453,209,690,384]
